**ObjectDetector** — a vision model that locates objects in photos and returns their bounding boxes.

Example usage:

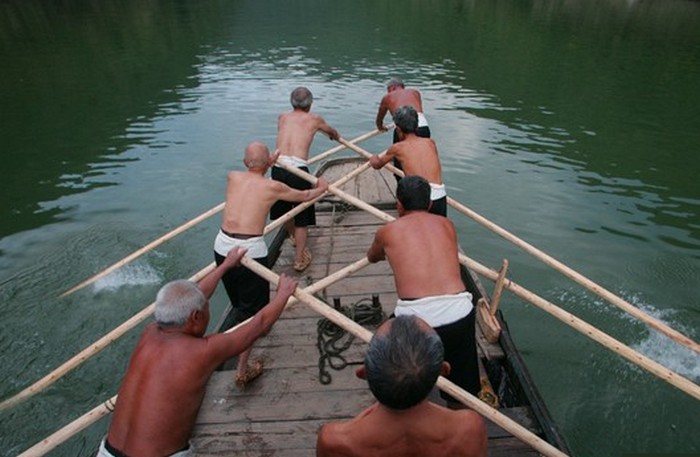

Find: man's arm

[202,274,298,367]
[317,117,340,141]
[375,97,389,131]
[369,148,395,170]
[197,247,246,299]
[274,178,329,203]
[366,228,386,263]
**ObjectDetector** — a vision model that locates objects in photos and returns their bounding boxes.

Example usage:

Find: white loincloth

[395,291,473,328]
[275,155,308,168]
[418,112,429,127]
[96,438,193,457]
[430,182,447,200]
[214,231,268,259]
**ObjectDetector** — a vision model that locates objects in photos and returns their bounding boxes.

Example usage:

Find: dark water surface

[1,0,699,455]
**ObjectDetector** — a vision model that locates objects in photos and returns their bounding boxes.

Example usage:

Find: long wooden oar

[337,137,700,356]
[0,161,376,411]
[274,159,700,402]
[59,203,225,298]
[307,126,390,165]
[58,129,385,298]
[16,257,374,457]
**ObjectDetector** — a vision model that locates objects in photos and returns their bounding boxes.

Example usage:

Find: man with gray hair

[375,78,431,182]
[271,86,340,272]
[370,106,447,216]
[316,315,487,457]
[97,247,298,457]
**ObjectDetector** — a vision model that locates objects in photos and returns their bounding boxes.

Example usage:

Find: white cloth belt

[417,112,429,127]
[430,182,447,200]
[214,231,268,259]
[395,291,473,328]
[97,438,193,457]
[275,155,308,168]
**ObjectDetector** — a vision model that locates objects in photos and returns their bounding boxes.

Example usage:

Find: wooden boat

[192,157,570,456]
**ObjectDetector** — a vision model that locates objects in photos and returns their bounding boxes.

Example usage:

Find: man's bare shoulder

[317,422,357,457]
[449,410,488,455]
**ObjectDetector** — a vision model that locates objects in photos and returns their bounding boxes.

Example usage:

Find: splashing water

[92,262,162,292]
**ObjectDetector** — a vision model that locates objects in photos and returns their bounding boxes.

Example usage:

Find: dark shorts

[392,126,431,182]
[434,309,480,400]
[429,196,447,217]
[214,252,269,331]
[270,165,316,227]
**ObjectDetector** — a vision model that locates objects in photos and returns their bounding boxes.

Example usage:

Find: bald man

[214,141,328,386]
[316,315,487,457]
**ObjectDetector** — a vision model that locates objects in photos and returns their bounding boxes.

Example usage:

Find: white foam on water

[621,293,700,382]
[551,286,700,382]
[92,262,162,292]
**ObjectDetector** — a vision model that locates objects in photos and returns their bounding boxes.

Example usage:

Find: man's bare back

[221,142,328,235]
[317,401,486,457]
[373,135,442,184]
[376,84,424,131]
[276,110,339,160]
[368,211,463,299]
[107,326,219,456]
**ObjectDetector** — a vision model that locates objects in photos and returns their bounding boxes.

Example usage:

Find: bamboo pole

[59,203,225,298]
[59,128,387,298]
[16,257,374,457]
[18,396,117,457]
[337,137,700,356]
[274,158,700,402]
[0,161,377,411]
[307,126,391,165]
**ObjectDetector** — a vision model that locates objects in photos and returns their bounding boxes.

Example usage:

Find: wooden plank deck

[191,160,546,456]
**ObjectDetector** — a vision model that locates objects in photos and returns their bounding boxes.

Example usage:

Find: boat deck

[191,160,545,456]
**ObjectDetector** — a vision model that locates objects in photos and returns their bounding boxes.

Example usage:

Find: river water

[1,0,699,455]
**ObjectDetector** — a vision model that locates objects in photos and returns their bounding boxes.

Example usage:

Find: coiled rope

[316,297,385,385]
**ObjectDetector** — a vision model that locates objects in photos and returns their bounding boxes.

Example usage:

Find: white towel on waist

[395,291,473,327]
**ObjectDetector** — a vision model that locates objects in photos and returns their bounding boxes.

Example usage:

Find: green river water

[1,0,699,455]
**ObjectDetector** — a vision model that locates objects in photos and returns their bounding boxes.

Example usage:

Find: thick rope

[317,297,385,385]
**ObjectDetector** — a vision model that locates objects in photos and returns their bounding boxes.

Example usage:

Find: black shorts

[270,166,316,227]
[429,196,447,217]
[214,252,269,331]
[435,310,480,400]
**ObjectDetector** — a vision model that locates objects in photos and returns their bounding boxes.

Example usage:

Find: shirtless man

[98,248,298,457]
[366,176,479,402]
[316,315,487,457]
[375,78,431,181]
[214,141,328,386]
[370,106,447,216]
[271,86,340,272]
